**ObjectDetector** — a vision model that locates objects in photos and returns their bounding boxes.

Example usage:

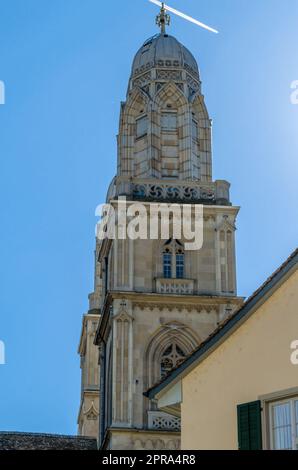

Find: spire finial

[156,2,170,34]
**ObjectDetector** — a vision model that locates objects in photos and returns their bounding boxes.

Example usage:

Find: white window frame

[269,397,298,450]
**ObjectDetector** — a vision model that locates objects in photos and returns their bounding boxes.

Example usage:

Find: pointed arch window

[162,239,185,280]
[160,343,186,379]
[176,249,185,279]
[163,249,172,279]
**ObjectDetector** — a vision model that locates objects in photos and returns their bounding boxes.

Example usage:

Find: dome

[131,33,199,78]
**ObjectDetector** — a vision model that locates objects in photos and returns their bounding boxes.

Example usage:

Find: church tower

[78,6,243,449]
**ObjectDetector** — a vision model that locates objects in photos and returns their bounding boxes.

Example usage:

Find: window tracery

[162,240,185,279]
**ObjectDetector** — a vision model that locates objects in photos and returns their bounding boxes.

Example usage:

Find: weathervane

[156,2,170,34]
[149,0,219,34]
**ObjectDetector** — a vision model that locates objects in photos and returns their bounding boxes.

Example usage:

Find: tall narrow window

[162,240,185,279]
[163,250,172,279]
[176,250,184,279]
[270,398,298,450]
[136,115,148,138]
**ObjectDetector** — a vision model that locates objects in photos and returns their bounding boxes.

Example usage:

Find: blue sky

[0,0,297,435]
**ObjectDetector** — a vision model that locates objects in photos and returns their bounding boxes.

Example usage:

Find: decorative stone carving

[132,438,180,450]
[175,83,184,91]
[84,402,99,421]
[148,412,181,431]
[133,72,152,88]
[156,69,182,81]
[186,74,200,91]
[133,182,215,202]
[133,303,219,314]
[156,60,181,68]
[156,278,195,295]
[156,82,165,93]
[184,63,200,81]
[133,61,154,77]
[142,85,150,95]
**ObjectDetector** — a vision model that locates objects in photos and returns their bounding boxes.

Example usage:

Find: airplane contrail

[149,0,219,34]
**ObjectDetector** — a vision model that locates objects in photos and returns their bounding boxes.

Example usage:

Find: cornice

[94,291,244,345]
[109,290,243,306]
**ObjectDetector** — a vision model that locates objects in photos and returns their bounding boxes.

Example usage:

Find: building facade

[147,250,298,450]
[78,8,243,449]
[78,310,100,438]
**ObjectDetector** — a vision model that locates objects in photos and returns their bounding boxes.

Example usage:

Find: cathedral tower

[78,7,243,449]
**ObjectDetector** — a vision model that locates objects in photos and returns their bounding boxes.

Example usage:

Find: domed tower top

[130,33,199,82]
[128,3,200,95]
[107,2,231,205]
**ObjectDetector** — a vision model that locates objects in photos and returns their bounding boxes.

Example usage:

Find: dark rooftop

[0,432,97,450]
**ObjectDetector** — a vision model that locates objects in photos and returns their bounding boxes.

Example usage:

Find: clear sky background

[0,0,297,435]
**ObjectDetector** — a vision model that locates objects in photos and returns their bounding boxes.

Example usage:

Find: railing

[148,412,181,431]
[133,182,215,202]
[156,278,195,295]
[107,177,231,206]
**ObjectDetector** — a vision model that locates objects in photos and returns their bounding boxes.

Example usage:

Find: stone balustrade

[107,177,231,205]
[148,412,181,432]
[156,278,195,295]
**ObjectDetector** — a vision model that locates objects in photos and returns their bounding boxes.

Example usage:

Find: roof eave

[145,249,298,400]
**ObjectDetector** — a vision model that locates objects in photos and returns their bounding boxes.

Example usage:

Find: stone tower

[77,241,101,437]
[78,8,243,449]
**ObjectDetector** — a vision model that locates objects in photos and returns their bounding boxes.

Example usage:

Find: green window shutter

[237,400,263,450]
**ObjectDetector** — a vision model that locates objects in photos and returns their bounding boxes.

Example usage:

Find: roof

[0,432,97,450]
[145,248,298,400]
[131,33,199,78]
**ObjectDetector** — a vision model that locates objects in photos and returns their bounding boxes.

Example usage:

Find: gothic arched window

[176,249,184,279]
[162,240,185,279]
[163,249,172,279]
[160,343,186,379]
[145,322,200,389]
